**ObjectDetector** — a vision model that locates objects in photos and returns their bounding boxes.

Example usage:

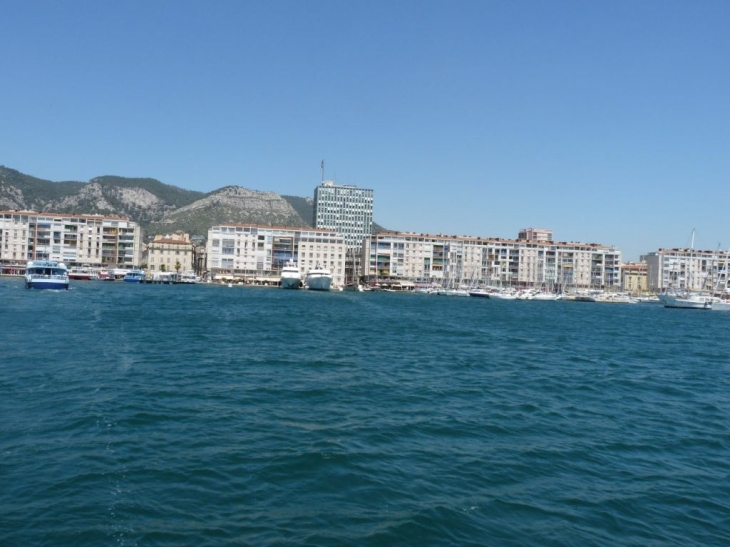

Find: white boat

[659,291,715,309]
[25,260,70,290]
[488,290,517,300]
[468,288,490,298]
[305,264,333,291]
[531,291,560,301]
[180,271,200,284]
[593,292,637,304]
[711,299,730,311]
[280,261,302,289]
[442,288,470,297]
[123,269,146,283]
[660,230,715,309]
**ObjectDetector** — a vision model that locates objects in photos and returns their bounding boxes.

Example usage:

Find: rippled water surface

[2,278,729,546]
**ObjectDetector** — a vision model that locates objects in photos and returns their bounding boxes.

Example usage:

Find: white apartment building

[363,230,622,289]
[0,210,142,268]
[206,224,346,287]
[313,181,374,250]
[642,248,729,292]
[146,232,195,273]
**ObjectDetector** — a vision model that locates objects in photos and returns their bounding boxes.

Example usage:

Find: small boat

[442,288,470,297]
[305,264,333,291]
[179,271,200,284]
[659,291,715,309]
[68,267,99,281]
[636,295,662,304]
[531,291,560,301]
[280,261,302,289]
[123,269,146,283]
[488,290,518,300]
[24,260,70,290]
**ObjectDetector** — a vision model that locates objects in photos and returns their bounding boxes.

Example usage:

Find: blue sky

[2,1,728,260]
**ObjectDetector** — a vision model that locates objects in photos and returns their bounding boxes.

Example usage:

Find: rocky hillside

[0,165,386,238]
[0,166,312,237]
[150,186,308,237]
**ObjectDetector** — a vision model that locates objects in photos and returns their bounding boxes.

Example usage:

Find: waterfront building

[0,210,142,269]
[621,262,648,294]
[145,232,195,274]
[206,224,346,287]
[313,180,374,251]
[642,248,729,292]
[363,230,621,289]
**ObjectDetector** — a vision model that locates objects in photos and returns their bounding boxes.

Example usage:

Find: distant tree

[160,264,166,272]
[175,260,181,273]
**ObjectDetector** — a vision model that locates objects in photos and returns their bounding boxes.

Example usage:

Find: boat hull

[280,275,301,289]
[306,273,332,291]
[25,278,69,290]
[488,292,517,300]
[659,294,713,309]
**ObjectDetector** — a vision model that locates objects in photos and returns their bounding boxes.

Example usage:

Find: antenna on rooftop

[321,159,325,182]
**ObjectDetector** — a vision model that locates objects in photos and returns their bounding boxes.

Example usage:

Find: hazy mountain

[0,165,386,238]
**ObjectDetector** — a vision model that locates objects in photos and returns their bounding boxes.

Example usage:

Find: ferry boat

[123,269,146,283]
[24,260,70,290]
[305,264,333,291]
[280,261,302,289]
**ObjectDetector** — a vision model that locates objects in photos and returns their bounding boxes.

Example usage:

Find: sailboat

[441,259,469,296]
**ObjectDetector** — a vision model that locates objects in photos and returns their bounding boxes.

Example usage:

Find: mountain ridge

[0,165,384,238]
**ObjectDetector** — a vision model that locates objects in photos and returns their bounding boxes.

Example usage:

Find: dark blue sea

[2,278,729,546]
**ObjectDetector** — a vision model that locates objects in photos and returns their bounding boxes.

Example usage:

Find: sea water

[1,278,729,546]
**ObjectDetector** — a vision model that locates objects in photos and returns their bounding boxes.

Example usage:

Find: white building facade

[313,181,374,251]
[642,248,728,292]
[363,231,622,289]
[0,210,142,268]
[206,224,346,287]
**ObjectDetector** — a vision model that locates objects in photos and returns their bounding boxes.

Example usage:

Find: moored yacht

[711,298,730,311]
[305,264,333,291]
[468,288,490,298]
[280,261,302,289]
[25,260,70,290]
[180,271,200,284]
[123,269,146,283]
[659,290,715,309]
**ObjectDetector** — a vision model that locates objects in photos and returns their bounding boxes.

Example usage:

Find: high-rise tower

[313,180,374,251]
